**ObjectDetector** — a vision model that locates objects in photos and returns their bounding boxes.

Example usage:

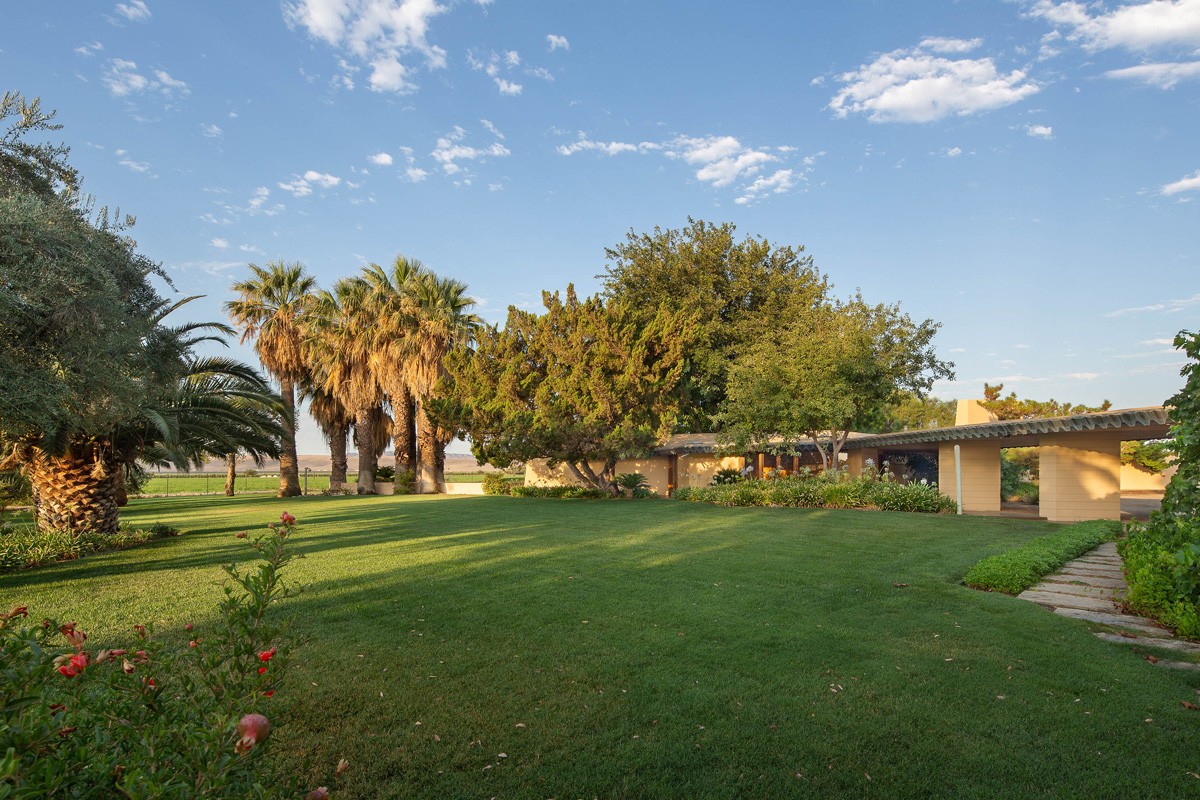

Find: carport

[844,406,1171,523]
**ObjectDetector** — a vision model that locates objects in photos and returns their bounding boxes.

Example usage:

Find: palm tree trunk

[114,463,129,507]
[329,423,349,485]
[393,386,418,478]
[354,408,378,494]
[416,399,441,494]
[225,452,237,496]
[278,376,303,498]
[24,448,122,534]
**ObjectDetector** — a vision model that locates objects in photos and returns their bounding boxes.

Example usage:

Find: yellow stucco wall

[678,454,742,489]
[937,441,1002,512]
[1039,434,1121,522]
[1120,462,1175,492]
[524,456,672,495]
[955,399,997,426]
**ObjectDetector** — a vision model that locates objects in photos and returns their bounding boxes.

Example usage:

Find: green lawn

[3,495,1199,798]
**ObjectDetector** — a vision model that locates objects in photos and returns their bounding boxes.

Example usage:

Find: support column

[1038,434,1121,522]
[937,441,1001,513]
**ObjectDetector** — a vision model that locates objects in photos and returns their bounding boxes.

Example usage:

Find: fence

[137,472,359,497]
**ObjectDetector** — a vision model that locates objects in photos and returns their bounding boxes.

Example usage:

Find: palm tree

[361,257,426,480]
[224,261,315,498]
[304,279,385,494]
[407,272,481,492]
[299,382,353,486]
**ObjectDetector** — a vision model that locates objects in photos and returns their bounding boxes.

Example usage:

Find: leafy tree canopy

[435,285,698,492]
[979,383,1111,420]
[717,294,954,469]
[601,218,828,431]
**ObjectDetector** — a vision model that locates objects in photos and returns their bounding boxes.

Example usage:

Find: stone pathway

[1017,542,1200,669]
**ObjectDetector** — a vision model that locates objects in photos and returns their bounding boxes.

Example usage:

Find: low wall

[1120,463,1175,493]
[445,482,485,495]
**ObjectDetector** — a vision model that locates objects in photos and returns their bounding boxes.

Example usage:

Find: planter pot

[375,482,395,496]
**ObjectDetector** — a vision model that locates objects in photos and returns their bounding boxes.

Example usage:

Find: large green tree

[601,218,828,431]
[437,286,696,493]
[718,294,954,469]
[979,383,1111,420]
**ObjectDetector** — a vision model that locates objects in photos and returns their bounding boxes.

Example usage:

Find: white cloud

[304,170,341,188]
[239,243,266,255]
[370,151,394,165]
[558,131,816,202]
[1026,0,1200,52]
[431,125,510,175]
[278,179,313,197]
[282,0,449,94]
[248,186,270,209]
[1140,337,1176,345]
[1025,123,1054,138]
[75,41,104,57]
[735,169,797,205]
[202,123,223,138]
[211,237,230,249]
[1107,292,1200,316]
[468,49,526,95]
[1161,169,1200,195]
[1105,60,1200,88]
[666,135,777,188]
[481,119,505,139]
[1064,372,1101,380]
[114,149,150,172]
[918,36,984,54]
[546,34,569,51]
[944,146,963,157]
[830,39,1039,123]
[405,166,429,182]
[115,0,150,22]
[557,136,660,156]
[495,78,522,95]
[102,58,189,97]
[277,170,341,197]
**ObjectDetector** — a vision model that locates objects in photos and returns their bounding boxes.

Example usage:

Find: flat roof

[651,406,1171,455]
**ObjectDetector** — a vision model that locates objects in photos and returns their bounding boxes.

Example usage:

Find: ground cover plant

[962,520,1120,594]
[0,521,179,572]
[3,494,1200,798]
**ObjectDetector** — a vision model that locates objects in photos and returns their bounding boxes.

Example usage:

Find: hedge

[962,519,1120,595]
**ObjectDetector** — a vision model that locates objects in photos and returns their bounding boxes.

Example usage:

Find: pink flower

[60,622,87,648]
[236,531,247,539]
[189,640,199,648]
[184,622,194,631]
[122,659,135,675]
[305,788,329,800]
[235,713,271,755]
[133,624,146,638]
[258,647,277,663]
[264,690,275,698]
[281,512,296,526]
[69,652,88,671]
[257,666,267,675]
[57,664,79,678]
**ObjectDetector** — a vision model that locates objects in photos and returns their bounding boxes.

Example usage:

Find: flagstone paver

[1014,542,1200,668]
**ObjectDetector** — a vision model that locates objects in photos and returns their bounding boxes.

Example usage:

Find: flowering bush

[0,513,343,798]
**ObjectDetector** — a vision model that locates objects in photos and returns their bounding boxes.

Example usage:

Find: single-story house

[525,400,1174,523]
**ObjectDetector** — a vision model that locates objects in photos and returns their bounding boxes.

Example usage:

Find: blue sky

[4,0,1198,454]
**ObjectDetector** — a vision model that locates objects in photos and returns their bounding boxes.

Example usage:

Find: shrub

[0,523,181,573]
[710,468,742,486]
[672,474,955,514]
[391,469,415,494]
[963,520,1120,594]
[374,465,396,482]
[0,513,339,798]
[509,485,608,499]
[481,472,511,496]
[1118,330,1200,637]
[615,472,650,498]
